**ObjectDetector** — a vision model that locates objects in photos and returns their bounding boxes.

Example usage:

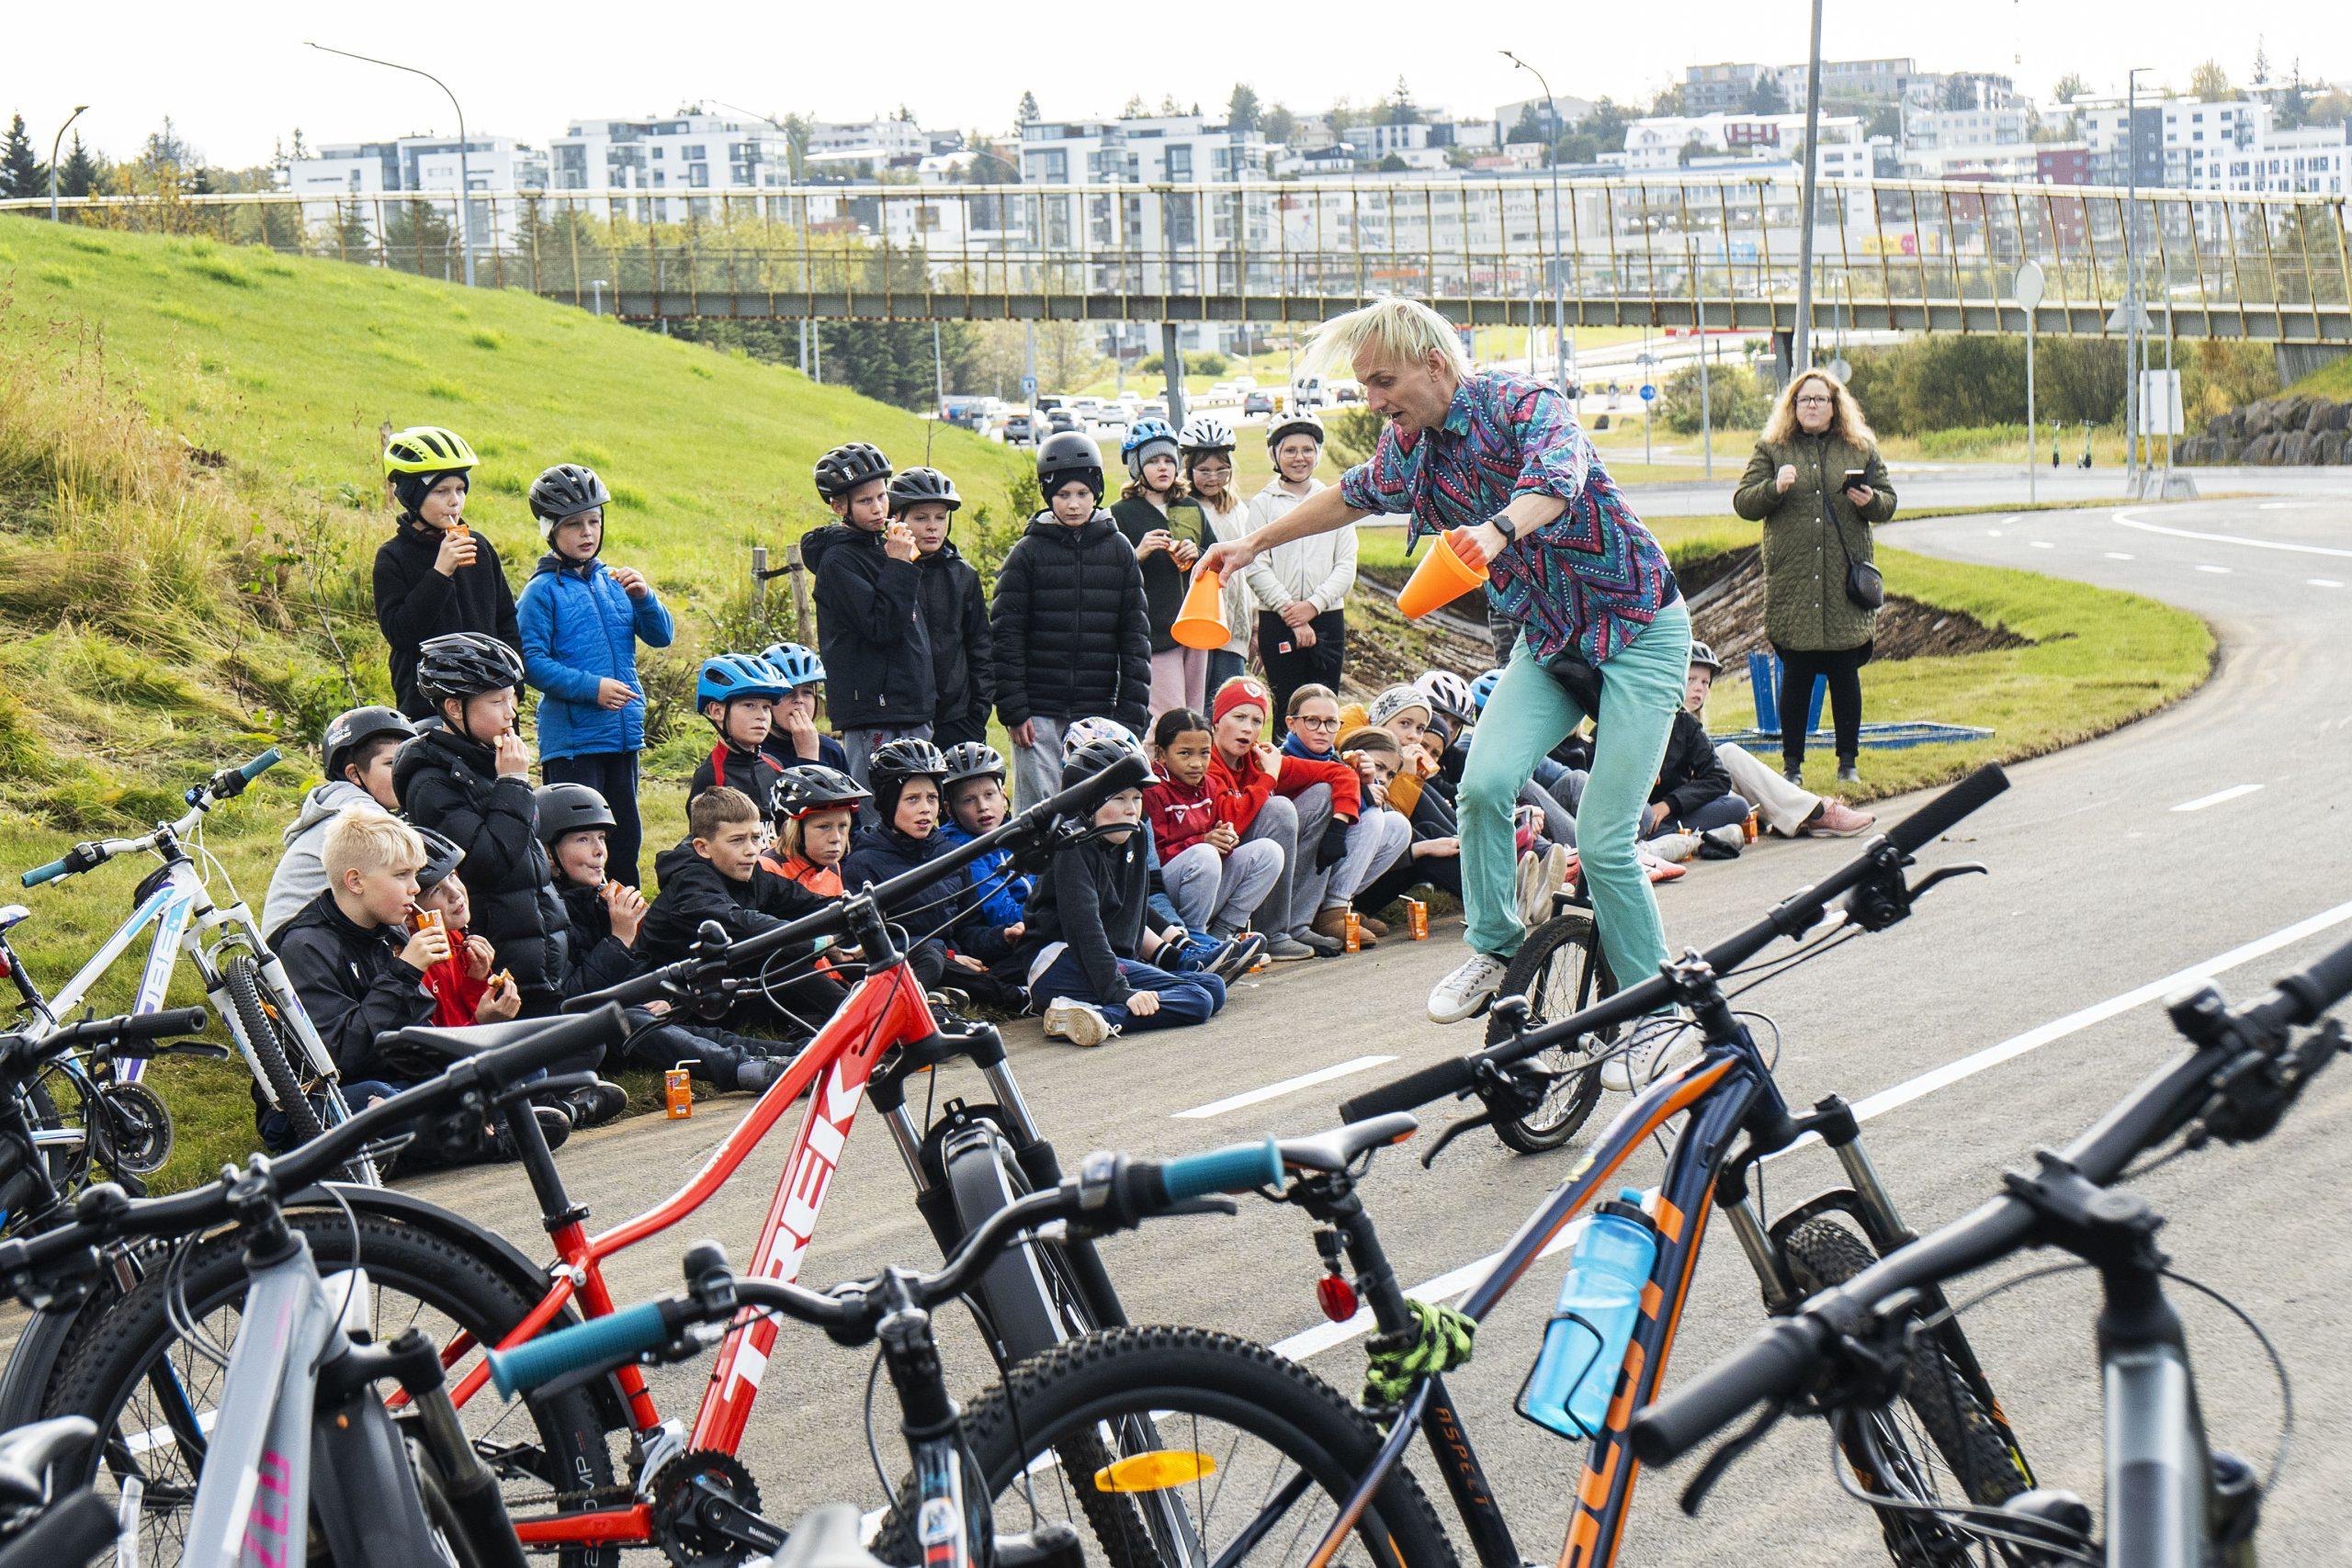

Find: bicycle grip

[0,1486,119,1564]
[238,748,284,784]
[2275,932,2352,1026]
[1339,1054,1479,1123]
[487,1300,675,1399]
[19,857,71,888]
[1626,1316,1825,1466]
[1153,1137,1284,1204]
[1883,763,2008,858]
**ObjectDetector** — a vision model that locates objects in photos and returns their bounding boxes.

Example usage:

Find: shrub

[1658,362,1772,434]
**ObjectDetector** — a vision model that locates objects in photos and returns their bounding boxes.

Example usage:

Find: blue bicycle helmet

[1121,417,1179,477]
[697,653,790,709]
[1469,668,1505,716]
[760,643,826,690]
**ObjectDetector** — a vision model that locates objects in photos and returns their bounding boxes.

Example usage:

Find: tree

[1578,98,1634,154]
[1262,103,1296,144]
[1864,102,1903,141]
[58,133,101,197]
[1122,94,1148,119]
[1016,90,1041,127]
[2251,39,2271,86]
[0,115,43,199]
[140,117,195,176]
[1507,104,1550,144]
[1378,152,1408,172]
[2050,73,2088,105]
[1227,83,1261,133]
[1387,77,1422,126]
[1648,83,1684,117]
[1677,137,1712,167]
[2190,60,2231,102]
[1744,76,1788,115]
[1158,93,1185,116]
[2307,88,2352,128]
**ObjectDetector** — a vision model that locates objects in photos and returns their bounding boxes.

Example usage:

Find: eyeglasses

[1190,463,1233,479]
[1795,395,1833,406]
[1293,715,1340,730]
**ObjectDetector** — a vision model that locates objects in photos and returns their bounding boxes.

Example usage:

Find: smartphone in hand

[1840,468,1871,491]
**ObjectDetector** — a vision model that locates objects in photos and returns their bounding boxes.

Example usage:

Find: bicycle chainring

[649,1448,767,1568]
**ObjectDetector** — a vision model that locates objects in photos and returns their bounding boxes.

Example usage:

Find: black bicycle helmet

[1061,733,1148,793]
[415,827,466,894]
[867,738,949,821]
[1035,431,1104,502]
[414,633,526,704]
[322,705,416,781]
[940,741,1006,790]
[533,783,618,846]
[814,443,892,502]
[888,467,962,515]
[528,463,613,530]
[769,764,871,819]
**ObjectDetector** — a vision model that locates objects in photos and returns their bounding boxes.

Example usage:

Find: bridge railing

[6,176,2347,339]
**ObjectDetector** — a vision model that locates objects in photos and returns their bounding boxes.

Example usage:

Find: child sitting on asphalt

[372,426,519,721]
[935,742,1033,935]
[642,786,848,1037]
[842,739,1016,994]
[894,469,996,750]
[1020,734,1229,1047]
[263,705,415,941]
[274,807,568,1163]
[1144,707,1283,944]
[763,764,868,897]
[408,828,524,1030]
[1277,686,1413,943]
[516,462,673,886]
[806,444,938,785]
[1203,675,1361,961]
[689,653,792,807]
[758,643,853,774]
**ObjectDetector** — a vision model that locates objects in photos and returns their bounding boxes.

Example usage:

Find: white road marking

[2173,783,2264,813]
[2105,552,2136,560]
[2312,578,2346,590]
[2256,501,2309,511]
[2114,509,2352,558]
[1173,1055,1397,1119]
[1986,530,2005,537]
[2196,564,2233,575]
[1272,897,2352,1361]
[2030,541,2054,549]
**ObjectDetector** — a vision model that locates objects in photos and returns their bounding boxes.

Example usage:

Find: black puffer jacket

[274,891,436,1083]
[915,542,994,735]
[556,880,642,998]
[393,728,570,1003]
[989,511,1151,732]
[372,521,522,719]
[842,824,1015,963]
[806,523,935,728]
[639,840,832,968]
[1649,710,1735,823]
[1016,829,1149,1005]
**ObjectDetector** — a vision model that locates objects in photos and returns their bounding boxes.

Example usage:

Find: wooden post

[751,545,768,618]
[786,541,811,638]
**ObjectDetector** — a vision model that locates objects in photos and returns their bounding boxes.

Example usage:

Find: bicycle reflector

[1093,1451,1217,1493]
[1317,1273,1359,1323]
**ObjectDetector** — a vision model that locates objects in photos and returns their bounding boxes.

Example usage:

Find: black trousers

[932,712,990,750]
[1773,641,1872,766]
[1257,609,1346,719]
[542,751,644,886]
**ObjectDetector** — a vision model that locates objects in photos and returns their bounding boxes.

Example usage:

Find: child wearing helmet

[762,764,870,898]
[1179,414,1255,694]
[514,462,674,886]
[933,742,1032,935]
[842,739,1020,990]
[373,425,522,719]
[891,468,997,750]
[805,443,939,787]
[990,432,1152,810]
[755,643,853,775]
[1110,418,1213,715]
[1200,675,1363,961]
[1242,411,1354,717]
[689,654,792,808]
[261,705,416,941]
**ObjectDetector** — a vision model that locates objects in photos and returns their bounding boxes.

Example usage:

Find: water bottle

[1517,1190,1659,1440]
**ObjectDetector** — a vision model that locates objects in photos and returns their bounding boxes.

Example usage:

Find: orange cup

[1396,531,1489,619]
[1171,570,1230,650]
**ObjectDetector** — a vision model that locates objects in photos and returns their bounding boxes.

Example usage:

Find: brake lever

[1677,1395,1788,1515]
[1907,863,1988,900]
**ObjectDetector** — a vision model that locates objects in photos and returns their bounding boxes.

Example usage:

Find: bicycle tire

[1781,1217,2030,1568]
[222,954,327,1149]
[21,1068,86,1193]
[1486,910,1612,1154]
[878,1325,1460,1568]
[51,1208,618,1568]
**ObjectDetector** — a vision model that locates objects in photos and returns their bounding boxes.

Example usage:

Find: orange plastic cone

[1396,530,1490,619]
[1171,570,1230,650]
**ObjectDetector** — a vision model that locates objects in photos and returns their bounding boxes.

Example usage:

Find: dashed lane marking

[1173,1055,1397,1119]
[2173,784,2263,813]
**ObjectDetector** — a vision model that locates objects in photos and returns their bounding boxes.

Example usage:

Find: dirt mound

[1674,546,2034,665]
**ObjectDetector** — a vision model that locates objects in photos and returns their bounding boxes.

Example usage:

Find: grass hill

[0,215,1035,1184]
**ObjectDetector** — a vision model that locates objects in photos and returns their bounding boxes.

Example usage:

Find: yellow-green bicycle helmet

[383,425,480,478]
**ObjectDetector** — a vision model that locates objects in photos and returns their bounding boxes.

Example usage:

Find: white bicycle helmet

[1415,670,1476,722]
[1060,716,1141,763]
[1180,414,1236,454]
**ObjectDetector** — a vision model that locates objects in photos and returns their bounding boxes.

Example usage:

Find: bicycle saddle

[0,1416,95,1509]
[0,907,26,933]
[383,1014,577,1065]
[765,1505,887,1568]
[1281,1112,1420,1174]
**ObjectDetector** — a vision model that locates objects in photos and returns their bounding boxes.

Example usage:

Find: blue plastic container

[1517,1190,1659,1439]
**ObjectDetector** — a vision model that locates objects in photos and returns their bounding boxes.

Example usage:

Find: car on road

[1139,400,1168,423]
[1001,412,1040,446]
[1242,390,1276,417]
[1046,409,1080,435]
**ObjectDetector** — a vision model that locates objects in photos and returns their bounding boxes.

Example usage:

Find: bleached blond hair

[1305,297,1472,381]
[323,807,426,884]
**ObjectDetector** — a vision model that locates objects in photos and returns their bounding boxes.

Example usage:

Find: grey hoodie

[261,781,376,941]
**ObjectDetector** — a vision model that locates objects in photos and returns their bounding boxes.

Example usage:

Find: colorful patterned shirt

[1339,370,1679,664]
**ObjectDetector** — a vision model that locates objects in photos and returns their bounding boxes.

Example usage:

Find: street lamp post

[1503,51,1569,395]
[2123,67,2150,491]
[308,42,474,288]
[1791,0,1826,377]
[48,105,89,221]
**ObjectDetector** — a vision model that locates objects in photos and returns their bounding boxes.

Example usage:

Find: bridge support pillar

[1770,330,1794,389]
[1162,323,1185,431]
[2275,344,2347,387]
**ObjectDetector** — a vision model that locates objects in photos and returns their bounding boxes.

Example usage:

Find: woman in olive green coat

[1732,368,1897,784]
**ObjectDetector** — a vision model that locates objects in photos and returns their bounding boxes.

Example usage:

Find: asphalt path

[333,490,2352,1561]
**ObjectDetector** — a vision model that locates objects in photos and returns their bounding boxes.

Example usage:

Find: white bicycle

[17,750,379,1184]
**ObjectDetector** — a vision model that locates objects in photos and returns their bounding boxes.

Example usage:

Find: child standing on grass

[688,654,791,807]
[373,426,519,720]
[991,432,1153,810]
[1019,734,1227,1048]
[806,443,937,785]
[516,463,673,887]
[1108,419,1211,716]
[758,643,853,774]
[892,468,997,750]
[263,705,415,941]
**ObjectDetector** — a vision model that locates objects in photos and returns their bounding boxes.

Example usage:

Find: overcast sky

[12,2,2347,169]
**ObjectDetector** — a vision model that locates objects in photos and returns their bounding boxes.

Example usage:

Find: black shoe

[489,1105,572,1161]
[1209,932,1267,983]
[735,1057,786,1095]
[564,1078,628,1128]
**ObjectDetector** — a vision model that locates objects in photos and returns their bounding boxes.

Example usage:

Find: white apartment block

[1902,104,2030,152]
[549,112,796,221]
[2075,98,2269,189]
[1017,114,1274,185]
[1611,113,1875,178]
[2210,122,2352,196]
[281,134,547,247]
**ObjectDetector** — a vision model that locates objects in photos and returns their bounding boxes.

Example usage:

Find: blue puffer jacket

[937,822,1033,931]
[516,553,675,761]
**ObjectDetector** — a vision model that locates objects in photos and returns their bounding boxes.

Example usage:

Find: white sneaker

[1513,849,1548,927]
[1428,952,1512,1024]
[1600,1014,1691,1091]
[1647,831,1703,864]
[1702,823,1747,855]
[1042,998,1117,1048]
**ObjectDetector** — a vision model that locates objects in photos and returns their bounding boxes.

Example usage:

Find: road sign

[2013,259,2046,311]
[1827,357,1851,383]
[1021,375,1037,400]
[2139,369,2184,436]
[1638,383,1657,403]
[2105,301,2154,334]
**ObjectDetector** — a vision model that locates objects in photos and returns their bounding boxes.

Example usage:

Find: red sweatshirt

[421,929,491,1028]
[1143,771,1229,859]
[1205,745,1361,833]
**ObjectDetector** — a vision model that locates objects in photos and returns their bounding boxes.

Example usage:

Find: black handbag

[1822,480,1884,611]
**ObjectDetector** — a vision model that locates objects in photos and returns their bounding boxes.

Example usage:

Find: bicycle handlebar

[1629,931,2352,1469]
[235,749,283,785]
[19,749,286,889]
[487,1132,1285,1399]
[563,751,1155,1011]
[1339,764,2009,1124]
[0,1008,211,1071]
[0,1005,629,1294]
